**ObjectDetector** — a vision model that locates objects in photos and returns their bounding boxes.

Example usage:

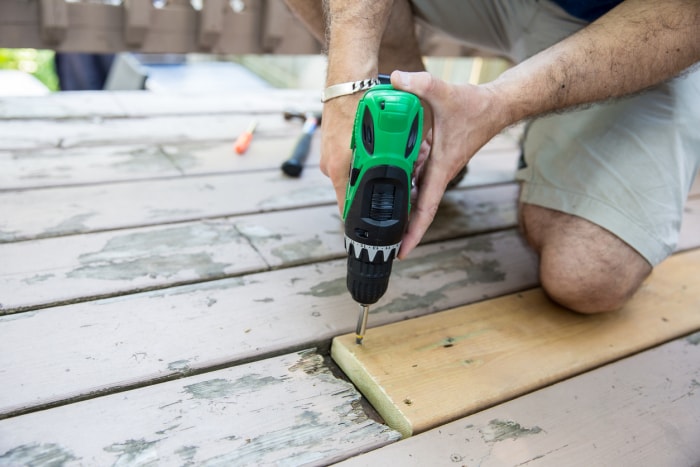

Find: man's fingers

[334,180,347,216]
[398,161,449,259]
[398,185,442,259]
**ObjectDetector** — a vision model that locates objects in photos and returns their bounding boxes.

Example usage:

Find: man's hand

[320,0,426,214]
[319,95,363,214]
[390,71,508,258]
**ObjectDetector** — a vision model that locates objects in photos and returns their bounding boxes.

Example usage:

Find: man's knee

[538,252,648,314]
[521,203,652,314]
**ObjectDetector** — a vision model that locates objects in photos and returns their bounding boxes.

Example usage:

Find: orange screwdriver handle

[234,121,257,155]
[234,131,253,155]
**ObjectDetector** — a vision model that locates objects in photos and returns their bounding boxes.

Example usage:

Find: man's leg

[516,66,700,313]
[520,204,651,314]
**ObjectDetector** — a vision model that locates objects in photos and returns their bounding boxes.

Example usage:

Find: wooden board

[0,89,319,120]
[0,184,519,314]
[0,137,312,191]
[0,350,400,466]
[0,168,334,243]
[336,331,700,466]
[0,219,267,314]
[0,146,522,243]
[0,144,181,191]
[331,248,700,438]
[0,113,301,151]
[0,129,519,191]
[0,230,539,417]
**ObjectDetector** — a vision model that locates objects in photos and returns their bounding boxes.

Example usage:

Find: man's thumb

[390,70,441,101]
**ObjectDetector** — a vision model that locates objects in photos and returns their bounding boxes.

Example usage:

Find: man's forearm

[324,0,395,84]
[491,0,700,125]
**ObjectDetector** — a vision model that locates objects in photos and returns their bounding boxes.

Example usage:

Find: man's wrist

[322,77,381,102]
[485,68,535,127]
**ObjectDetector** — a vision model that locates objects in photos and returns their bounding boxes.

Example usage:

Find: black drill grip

[346,255,394,305]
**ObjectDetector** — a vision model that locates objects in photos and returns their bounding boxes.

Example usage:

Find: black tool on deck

[281,111,321,177]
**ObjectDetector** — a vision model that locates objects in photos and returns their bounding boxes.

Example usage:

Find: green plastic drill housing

[343,84,423,305]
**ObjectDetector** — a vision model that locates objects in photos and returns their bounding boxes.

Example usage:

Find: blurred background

[0,0,511,96]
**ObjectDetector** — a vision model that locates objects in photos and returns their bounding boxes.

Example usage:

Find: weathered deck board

[0,113,300,151]
[0,184,519,314]
[0,230,538,417]
[0,130,518,191]
[0,108,520,152]
[160,135,519,186]
[337,331,700,467]
[0,168,334,243]
[0,147,521,243]
[0,90,322,120]
[0,219,267,314]
[0,137,306,191]
[331,248,700,438]
[0,145,181,191]
[0,350,400,466]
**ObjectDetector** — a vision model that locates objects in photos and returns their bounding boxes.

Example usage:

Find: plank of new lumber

[337,331,700,466]
[0,230,539,417]
[0,350,400,466]
[331,248,700,438]
[0,184,518,314]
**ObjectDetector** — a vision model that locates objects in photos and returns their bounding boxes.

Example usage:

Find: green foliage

[0,48,59,91]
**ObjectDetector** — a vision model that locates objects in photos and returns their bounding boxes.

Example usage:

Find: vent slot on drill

[361,106,375,155]
[369,183,396,221]
[405,114,419,158]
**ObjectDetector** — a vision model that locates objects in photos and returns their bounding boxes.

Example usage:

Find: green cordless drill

[342,83,423,344]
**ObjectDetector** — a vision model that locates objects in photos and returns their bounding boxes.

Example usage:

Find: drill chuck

[345,238,397,305]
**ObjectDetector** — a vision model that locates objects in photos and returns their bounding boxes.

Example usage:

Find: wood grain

[0,144,181,190]
[0,113,301,151]
[331,248,700,438]
[0,230,538,417]
[0,89,319,120]
[0,137,317,190]
[0,129,519,190]
[0,219,267,314]
[0,169,334,243]
[0,184,519,313]
[0,350,400,466]
[337,332,700,467]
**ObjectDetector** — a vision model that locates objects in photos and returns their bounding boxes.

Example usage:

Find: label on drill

[344,236,401,263]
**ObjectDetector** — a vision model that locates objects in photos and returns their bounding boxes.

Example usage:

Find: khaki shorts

[412,0,700,265]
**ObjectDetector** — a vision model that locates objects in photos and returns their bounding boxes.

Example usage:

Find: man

[284,0,700,313]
